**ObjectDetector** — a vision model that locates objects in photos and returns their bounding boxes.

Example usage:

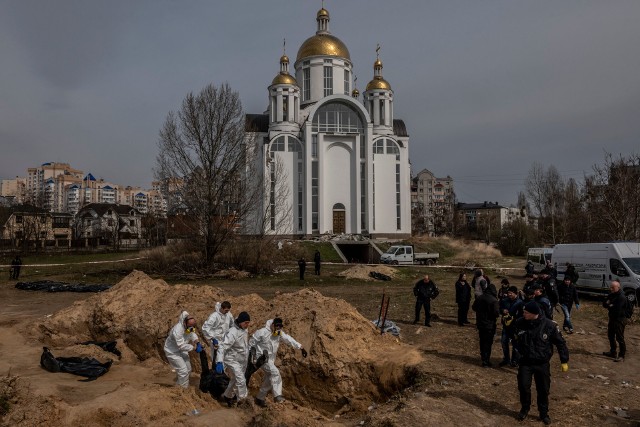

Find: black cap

[273,317,283,327]
[524,301,540,315]
[236,311,250,323]
[508,286,519,294]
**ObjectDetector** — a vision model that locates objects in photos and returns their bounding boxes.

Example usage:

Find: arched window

[312,102,364,133]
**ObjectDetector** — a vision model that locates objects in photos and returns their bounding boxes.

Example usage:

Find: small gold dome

[351,88,360,97]
[271,73,298,86]
[317,8,329,19]
[280,54,289,63]
[366,78,392,91]
[374,58,383,67]
[296,34,351,61]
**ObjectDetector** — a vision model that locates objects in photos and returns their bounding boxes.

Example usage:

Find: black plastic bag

[198,348,229,398]
[245,348,268,382]
[40,347,112,381]
[369,271,391,281]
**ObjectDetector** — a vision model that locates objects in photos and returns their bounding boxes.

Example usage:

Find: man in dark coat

[413,275,438,327]
[602,280,627,362]
[557,276,579,333]
[455,273,471,326]
[313,250,321,275]
[514,301,569,425]
[472,281,500,367]
[564,263,579,285]
[298,258,306,280]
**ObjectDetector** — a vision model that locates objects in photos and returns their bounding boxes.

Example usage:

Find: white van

[552,242,640,302]
[526,248,553,269]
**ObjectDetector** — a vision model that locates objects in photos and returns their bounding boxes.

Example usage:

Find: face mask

[272,330,281,337]
[185,326,195,334]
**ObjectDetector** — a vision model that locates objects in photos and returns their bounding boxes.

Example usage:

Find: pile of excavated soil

[337,264,400,281]
[20,270,421,425]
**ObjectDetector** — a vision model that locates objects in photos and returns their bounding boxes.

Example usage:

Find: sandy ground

[1,268,639,427]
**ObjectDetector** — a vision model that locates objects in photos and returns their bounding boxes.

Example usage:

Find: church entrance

[332,203,346,234]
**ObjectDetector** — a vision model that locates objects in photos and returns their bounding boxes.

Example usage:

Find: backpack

[624,298,634,319]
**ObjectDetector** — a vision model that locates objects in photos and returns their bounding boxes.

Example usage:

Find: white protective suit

[249,319,302,400]
[201,302,234,361]
[163,310,199,388]
[216,321,249,400]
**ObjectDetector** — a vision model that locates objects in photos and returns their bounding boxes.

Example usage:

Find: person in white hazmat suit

[202,301,233,361]
[163,311,203,388]
[216,311,251,406]
[249,318,307,406]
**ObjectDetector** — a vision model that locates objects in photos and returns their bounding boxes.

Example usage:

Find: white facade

[246,7,411,237]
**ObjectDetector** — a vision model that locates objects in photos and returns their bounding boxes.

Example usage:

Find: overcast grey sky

[1,1,639,205]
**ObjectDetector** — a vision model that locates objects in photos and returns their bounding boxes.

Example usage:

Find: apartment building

[411,168,455,235]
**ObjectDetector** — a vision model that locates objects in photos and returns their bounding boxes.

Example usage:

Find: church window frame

[323,64,333,97]
[312,101,364,134]
[303,67,311,101]
[344,69,350,95]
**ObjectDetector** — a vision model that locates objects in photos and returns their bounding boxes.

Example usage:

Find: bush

[139,241,205,274]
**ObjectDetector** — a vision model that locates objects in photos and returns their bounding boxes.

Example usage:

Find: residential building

[75,203,142,247]
[412,169,454,235]
[0,177,26,204]
[456,201,527,235]
[26,162,83,211]
[0,205,73,248]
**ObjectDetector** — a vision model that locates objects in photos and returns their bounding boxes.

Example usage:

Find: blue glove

[216,362,224,374]
[575,304,580,310]
[195,342,203,353]
[212,339,219,346]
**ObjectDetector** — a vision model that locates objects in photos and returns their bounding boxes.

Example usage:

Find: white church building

[246,6,411,238]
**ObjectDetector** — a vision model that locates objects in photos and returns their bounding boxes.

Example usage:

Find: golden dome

[374,58,383,67]
[280,54,289,63]
[366,78,392,91]
[271,73,298,86]
[317,8,329,19]
[351,88,360,97]
[296,34,351,61]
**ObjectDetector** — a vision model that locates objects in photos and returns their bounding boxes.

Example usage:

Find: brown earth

[1,268,640,427]
[1,271,421,426]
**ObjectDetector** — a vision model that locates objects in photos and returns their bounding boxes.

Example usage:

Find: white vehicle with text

[380,245,439,265]
[526,247,553,269]
[552,242,640,303]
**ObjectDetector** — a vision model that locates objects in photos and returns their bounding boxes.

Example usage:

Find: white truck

[552,242,640,303]
[380,245,439,265]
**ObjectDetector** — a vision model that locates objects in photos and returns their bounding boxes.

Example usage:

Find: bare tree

[244,156,292,272]
[543,165,564,244]
[585,152,640,241]
[155,83,260,265]
[525,162,546,226]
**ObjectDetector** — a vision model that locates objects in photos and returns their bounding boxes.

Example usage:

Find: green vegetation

[299,241,343,263]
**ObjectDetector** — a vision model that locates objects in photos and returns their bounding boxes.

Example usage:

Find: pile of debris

[337,264,400,281]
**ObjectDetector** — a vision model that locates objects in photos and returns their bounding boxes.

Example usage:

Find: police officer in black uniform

[514,301,569,425]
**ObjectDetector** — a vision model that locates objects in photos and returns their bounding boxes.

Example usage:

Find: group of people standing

[413,264,631,425]
[163,302,307,408]
[298,250,322,280]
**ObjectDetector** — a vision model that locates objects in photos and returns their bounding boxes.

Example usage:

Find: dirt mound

[25,270,421,423]
[337,265,400,281]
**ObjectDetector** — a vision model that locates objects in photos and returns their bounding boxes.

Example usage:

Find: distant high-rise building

[411,169,454,235]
